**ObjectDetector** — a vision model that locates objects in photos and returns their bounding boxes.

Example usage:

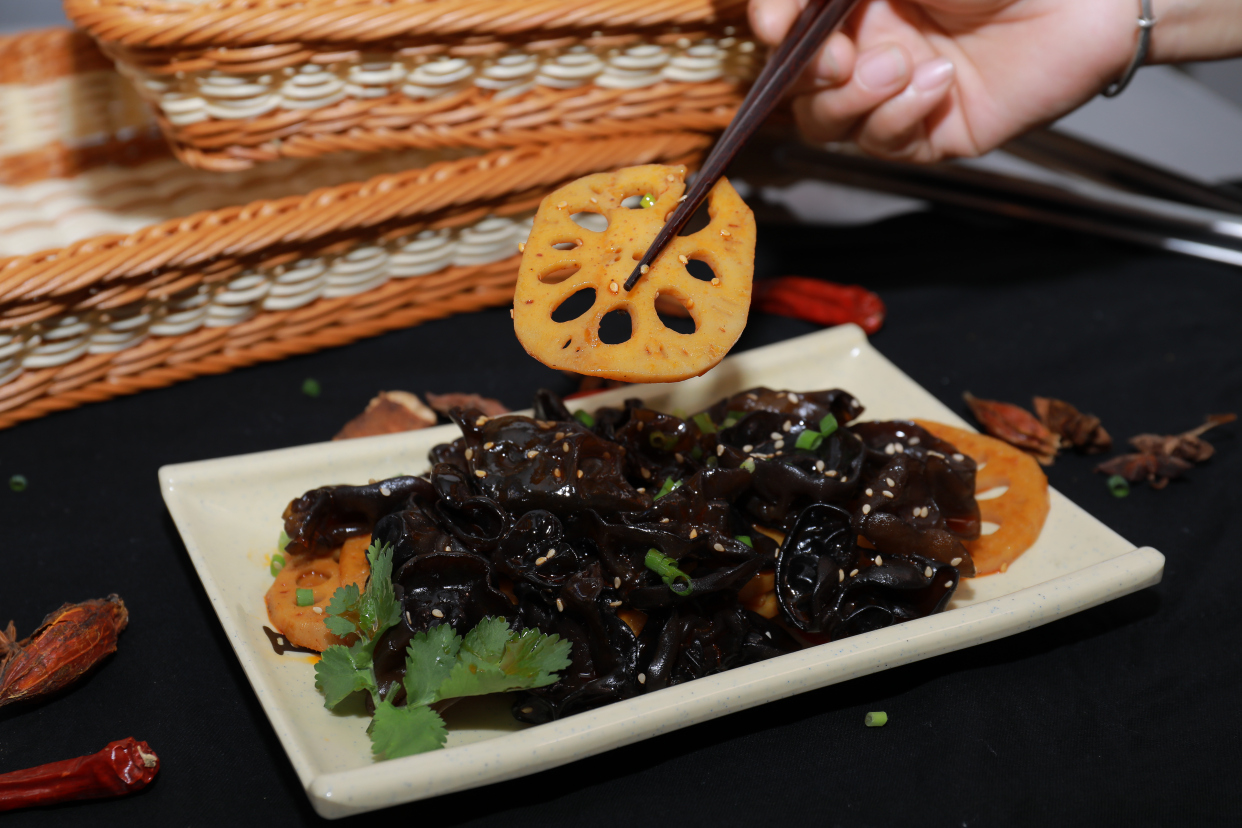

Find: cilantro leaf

[434,617,572,700]
[403,624,461,707]
[369,696,448,760]
[358,541,401,638]
[315,639,377,708]
[324,582,362,638]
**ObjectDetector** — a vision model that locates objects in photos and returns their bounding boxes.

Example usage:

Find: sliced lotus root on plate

[914,420,1051,576]
[513,164,756,383]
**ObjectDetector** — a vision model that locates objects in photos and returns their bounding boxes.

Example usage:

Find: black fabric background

[1,209,1239,826]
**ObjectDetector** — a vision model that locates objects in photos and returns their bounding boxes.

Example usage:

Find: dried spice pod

[425,393,510,418]
[1095,453,1193,490]
[0,595,128,708]
[0,737,159,812]
[1128,413,1236,463]
[963,392,1059,465]
[1033,396,1111,454]
[335,391,436,440]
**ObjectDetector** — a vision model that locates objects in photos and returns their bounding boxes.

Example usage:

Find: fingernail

[855,46,908,91]
[913,57,955,92]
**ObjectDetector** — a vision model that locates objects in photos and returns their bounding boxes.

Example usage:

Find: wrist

[1147,0,1242,64]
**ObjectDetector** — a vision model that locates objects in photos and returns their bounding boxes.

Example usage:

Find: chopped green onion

[278,530,291,551]
[735,535,753,548]
[644,549,693,595]
[640,192,656,209]
[705,456,718,468]
[819,413,839,437]
[690,445,703,460]
[691,412,717,434]
[794,430,824,451]
[301,378,321,398]
[864,711,888,727]
[573,409,596,428]
[270,553,286,577]
[654,476,683,500]
[8,474,27,492]
[722,410,748,429]
[1107,474,1130,498]
[740,458,756,473]
[296,588,315,607]
[672,407,688,420]
[649,430,676,451]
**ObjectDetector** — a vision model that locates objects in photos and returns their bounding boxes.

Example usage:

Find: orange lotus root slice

[513,164,756,382]
[265,535,371,652]
[914,420,1050,576]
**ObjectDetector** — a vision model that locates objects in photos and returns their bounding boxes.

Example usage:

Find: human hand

[749,0,1141,161]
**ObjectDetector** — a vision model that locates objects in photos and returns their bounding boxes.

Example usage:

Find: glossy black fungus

[282,387,984,723]
[776,502,958,636]
[282,476,435,555]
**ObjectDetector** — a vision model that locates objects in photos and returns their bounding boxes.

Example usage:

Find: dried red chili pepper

[752,277,886,335]
[0,595,128,708]
[0,738,159,812]
[964,392,1060,465]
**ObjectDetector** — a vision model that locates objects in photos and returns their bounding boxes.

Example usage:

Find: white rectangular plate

[159,324,1163,819]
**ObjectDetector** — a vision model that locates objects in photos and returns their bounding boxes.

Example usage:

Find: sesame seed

[484,441,495,449]
[562,442,570,452]
[787,393,798,403]
[637,487,645,493]
[638,673,647,684]
[774,439,785,449]
[609,281,619,294]
[849,569,859,577]
[577,470,584,478]
[432,609,444,618]
[925,566,933,578]
[678,254,688,265]
[518,242,526,252]
[886,477,895,487]
[882,491,894,498]
[522,706,534,714]
[909,436,920,445]
[816,460,825,471]
[838,569,844,583]
[711,278,720,286]
[615,577,622,588]
[554,469,562,478]
[536,556,547,566]
[527,450,539,458]
[950,557,962,566]
[713,543,725,552]
[636,422,644,431]
[866,488,875,497]
[717,444,726,456]
[661,517,670,523]
[465,448,474,460]
[555,432,565,440]
[885,443,895,455]
[475,470,487,478]
[914,508,921,518]
[510,309,514,318]
[640,264,649,274]
[1000,562,1009,573]
[720,229,731,237]
[675,453,684,462]
[590,197,597,203]
[770,432,782,441]
[953,453,964,461]
[862,504,871,514]
[895,444,904,453]
[928,450,945,458]
[690,528,698,539]
[610,600,622,607]
[765,630,772,638]
[666,174,675,181]
[783,421,792,432]
[404,612,412,626]
[641,467,651,479]
[556,599,564,612]
[678,195,687,202]
[476,415,488,426]
[875,555,883,566]
[380,486,391,496]
[945,580,955,589]
[743,444,753,452]
[557,200,567,209]
[547,549,556,557]
[312,606,323,614]
[827,470,838,477]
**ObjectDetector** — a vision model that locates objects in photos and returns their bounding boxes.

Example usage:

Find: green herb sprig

[315,542,571,760]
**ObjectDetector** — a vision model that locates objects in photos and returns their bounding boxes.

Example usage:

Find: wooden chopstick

[622,0,863,291]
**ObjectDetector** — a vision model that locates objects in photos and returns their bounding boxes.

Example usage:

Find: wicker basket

[0,31,711,429]
[64,0,757,170]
